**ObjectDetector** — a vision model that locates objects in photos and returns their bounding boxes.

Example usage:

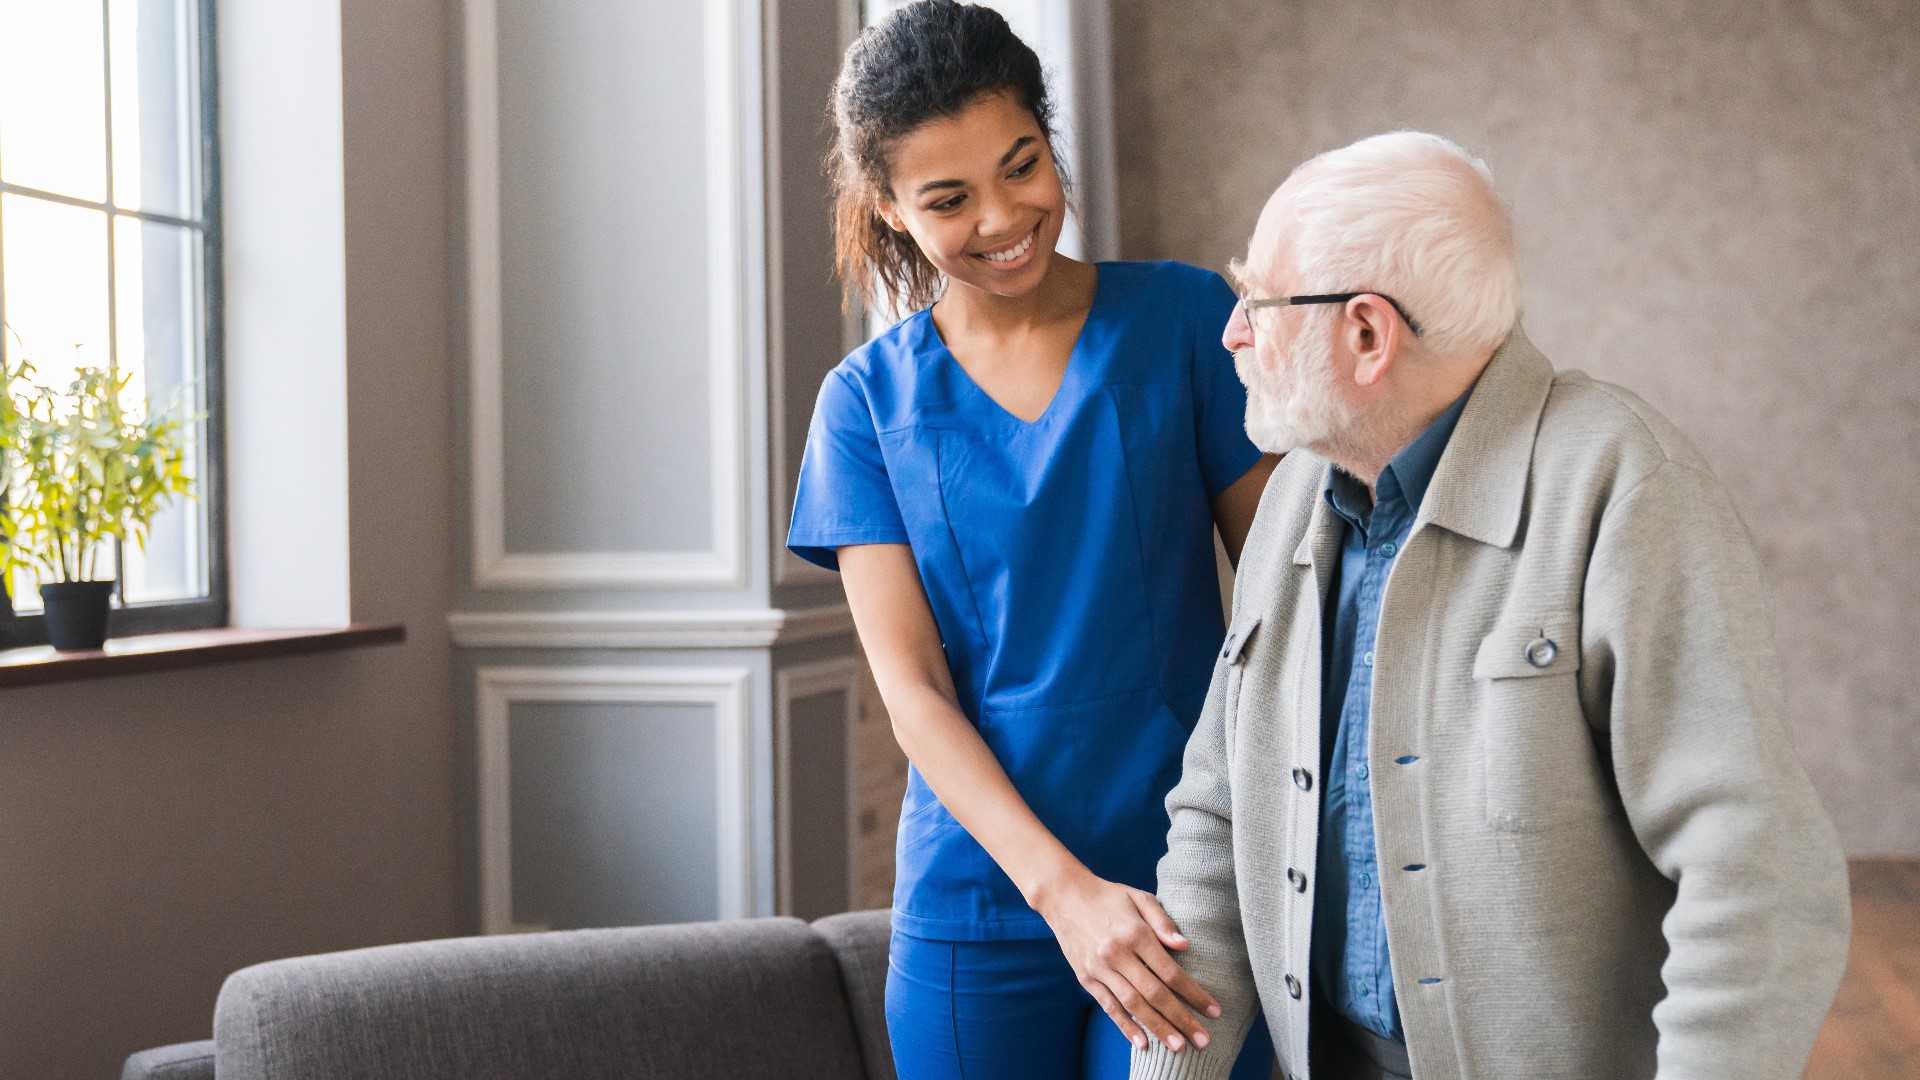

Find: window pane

[115,217,204,602]
[109,0,196,219]
[0,1,109,203]
[1,195,112,384]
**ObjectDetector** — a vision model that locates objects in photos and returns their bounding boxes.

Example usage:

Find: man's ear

[1344,295,1403,389]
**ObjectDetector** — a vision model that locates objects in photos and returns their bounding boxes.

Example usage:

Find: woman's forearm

[879,678,1090,909]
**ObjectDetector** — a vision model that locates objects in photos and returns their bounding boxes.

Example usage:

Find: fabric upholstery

[212,917,868,1080]
[810,910,895,1080]
[122,1039,215,1080]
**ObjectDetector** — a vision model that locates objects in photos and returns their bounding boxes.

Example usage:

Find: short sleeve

[1188,269,1264,498]
[786,367,910,571]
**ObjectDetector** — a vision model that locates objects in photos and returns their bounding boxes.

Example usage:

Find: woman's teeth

[980,230,1035,264]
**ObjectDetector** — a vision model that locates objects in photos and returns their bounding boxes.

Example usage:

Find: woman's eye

[1008,157,1038,179]
[930,195,965,212]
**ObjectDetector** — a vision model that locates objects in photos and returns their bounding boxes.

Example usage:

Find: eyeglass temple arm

[1247,292,1423,337]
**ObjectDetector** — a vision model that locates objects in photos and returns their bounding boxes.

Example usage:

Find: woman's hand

[1034,867,1222,1052]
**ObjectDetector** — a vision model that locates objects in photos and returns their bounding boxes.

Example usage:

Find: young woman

[788,3,1277,1077]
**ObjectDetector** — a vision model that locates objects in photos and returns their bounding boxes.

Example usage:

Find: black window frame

[0,0,228,650]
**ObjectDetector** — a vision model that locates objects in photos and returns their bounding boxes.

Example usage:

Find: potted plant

[1,347,198,651]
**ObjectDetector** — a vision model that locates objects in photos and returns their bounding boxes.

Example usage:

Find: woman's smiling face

[878,90,1068,301]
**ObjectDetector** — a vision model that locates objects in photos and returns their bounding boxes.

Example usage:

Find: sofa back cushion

[213,917,868,1080]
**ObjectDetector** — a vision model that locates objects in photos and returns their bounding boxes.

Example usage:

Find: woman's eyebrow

[912,135,1038,198]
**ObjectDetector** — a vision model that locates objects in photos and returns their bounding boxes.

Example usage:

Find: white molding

[778,603,858,644]
[765,0,848,589]
[475,664,755,934]
[464,0,751,590]
[773,656,862,916]
[449,604,854,649]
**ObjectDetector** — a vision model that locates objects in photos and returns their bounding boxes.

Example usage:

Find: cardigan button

[1286,867,1308,892]
[1291,767,1313,791]
[1525,636,1558,668]
[1285,973,1302,999]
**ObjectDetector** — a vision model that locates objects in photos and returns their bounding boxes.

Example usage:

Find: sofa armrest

[122,1039,215,1080]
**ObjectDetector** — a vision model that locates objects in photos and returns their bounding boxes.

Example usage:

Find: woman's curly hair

[829,0,1065,314]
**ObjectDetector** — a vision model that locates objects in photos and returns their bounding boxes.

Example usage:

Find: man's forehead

[1238,185,1299,289]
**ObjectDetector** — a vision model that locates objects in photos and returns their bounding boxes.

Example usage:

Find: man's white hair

[1279,131,1520,358]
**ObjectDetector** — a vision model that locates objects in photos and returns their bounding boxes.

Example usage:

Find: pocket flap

[1473,613,1581,679]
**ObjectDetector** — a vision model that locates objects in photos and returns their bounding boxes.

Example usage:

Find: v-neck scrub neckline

[920,264,1106,429]
[788,260,1263,941]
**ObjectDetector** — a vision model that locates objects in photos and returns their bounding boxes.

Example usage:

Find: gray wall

[1112,0,1920,855]
[0,0,462,1075]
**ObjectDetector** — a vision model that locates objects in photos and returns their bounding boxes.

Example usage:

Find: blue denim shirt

[1312,386,1472,1041]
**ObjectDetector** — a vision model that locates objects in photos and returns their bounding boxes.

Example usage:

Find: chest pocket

[1473,613,1611,832]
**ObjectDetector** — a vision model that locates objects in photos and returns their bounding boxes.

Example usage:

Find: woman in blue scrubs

[789,4,1276,1077]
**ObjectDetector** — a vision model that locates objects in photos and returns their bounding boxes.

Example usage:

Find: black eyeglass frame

[1242,292,1425,338]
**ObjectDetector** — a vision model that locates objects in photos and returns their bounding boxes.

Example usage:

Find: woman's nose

[974,189,1021,239]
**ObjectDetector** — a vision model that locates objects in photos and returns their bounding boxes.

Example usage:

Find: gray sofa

[123,910,895,1080]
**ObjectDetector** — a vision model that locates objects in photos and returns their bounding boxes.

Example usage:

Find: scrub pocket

[976,686,1192,892]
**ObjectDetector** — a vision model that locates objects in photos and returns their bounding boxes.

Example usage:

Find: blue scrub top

[789,260,1262,941]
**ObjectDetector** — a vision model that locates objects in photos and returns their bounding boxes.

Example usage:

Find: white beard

[1234,327,1355,456]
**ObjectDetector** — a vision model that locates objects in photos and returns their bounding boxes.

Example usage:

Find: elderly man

[1130,132,1850,1080]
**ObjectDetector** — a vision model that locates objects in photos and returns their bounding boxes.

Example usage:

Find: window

[0,0,224,647]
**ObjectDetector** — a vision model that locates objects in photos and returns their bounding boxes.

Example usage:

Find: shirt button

[1357,763,1370,780]
[1359,872,1373,889]
[1359,985,1372,998]
[1378,541,1398,557]
[1287,867,1308,892]
[1362,650,1374,668]
[1285,974,1303,999]
[1292,767,1313,791]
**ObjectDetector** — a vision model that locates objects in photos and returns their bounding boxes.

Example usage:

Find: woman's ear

[877,199,907,234]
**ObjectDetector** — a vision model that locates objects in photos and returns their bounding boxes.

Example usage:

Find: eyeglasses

[1235,290,1425,340]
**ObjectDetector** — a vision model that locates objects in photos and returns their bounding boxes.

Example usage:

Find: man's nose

[1222,302,1254,353]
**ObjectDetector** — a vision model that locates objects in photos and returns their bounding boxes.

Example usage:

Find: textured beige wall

[0,0,461,1075]
[1113,0,1920,855]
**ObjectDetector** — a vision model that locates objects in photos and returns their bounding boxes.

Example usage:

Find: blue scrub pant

[886,930,1276,1080]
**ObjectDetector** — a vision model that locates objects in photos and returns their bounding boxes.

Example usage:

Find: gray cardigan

[1132,329,1850,1080]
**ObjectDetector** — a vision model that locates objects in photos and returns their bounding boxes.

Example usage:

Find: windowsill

[0,623,405,690]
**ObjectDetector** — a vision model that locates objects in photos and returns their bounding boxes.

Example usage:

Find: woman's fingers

[1129,889,1222,1019]
[1112,953,1209,1050]
[1132,889,1190,952]
[1140,940,1222,1021]
[1084,979,1150,1052]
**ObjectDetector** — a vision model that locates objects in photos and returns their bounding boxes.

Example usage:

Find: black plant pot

[38,581,116,651]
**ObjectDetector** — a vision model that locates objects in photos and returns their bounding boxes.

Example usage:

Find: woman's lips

[972,225,1038,269]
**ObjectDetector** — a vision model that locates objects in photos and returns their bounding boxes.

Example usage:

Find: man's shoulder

[1534,370,1717,492]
